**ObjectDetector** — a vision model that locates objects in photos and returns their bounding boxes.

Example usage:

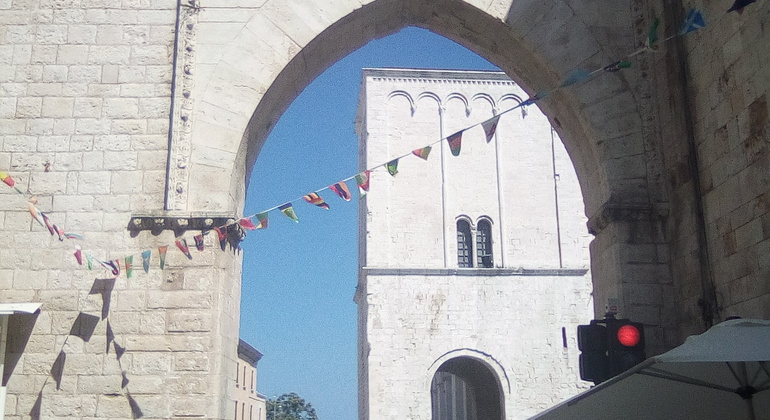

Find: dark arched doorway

[431,357,504,420]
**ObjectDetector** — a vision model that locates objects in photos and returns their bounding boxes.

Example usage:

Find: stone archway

[178,0,672,349]
[431,356,505,420]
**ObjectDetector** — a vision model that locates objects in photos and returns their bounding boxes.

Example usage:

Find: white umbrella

[531,318,770,420]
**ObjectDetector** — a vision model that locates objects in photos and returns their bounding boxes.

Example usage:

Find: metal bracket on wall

[126,216,234,237]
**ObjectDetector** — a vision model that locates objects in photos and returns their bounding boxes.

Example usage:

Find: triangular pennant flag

[64,232,84,240]
[386,159,399,176]
[481,115,500,143]
[74,245,83,265]
[679,8,706,34]
[255,212,269,229]
[239,218,258,230]
[603,60,632,72]
[412,146,432,160]
[54,225,65,241]
[102,259,120,277]
[28,202,45,227]
[520,91,548,107]
[141,250,151,273]
[0,171,21,193]
[645,17,660,51]
[86,253,93,270]
[121,371,130,389]
[279,203,299,222]
[0,170,14,188]
[214,227,227,251]
[447,132,462,157]
[175,238,193,260]
[158,245,168,269]
[559,69,591,87]
[303,192,330,210]
[124,255,133,279]
[354,171,370,198]
[329,182,352,201]
[727,0,756,13]
[41,212,56,236]
[194,234,204,251]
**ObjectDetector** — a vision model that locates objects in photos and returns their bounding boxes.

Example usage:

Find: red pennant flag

[239,218,258,230]
[447,131,462,156]
[329,182,352,201]
[412,146,432,160]
[481,115,500,143]
[194,234,204,251]
[74,245,83,265]
[175,238,193,260]
[214,227,227,251]
[158,245,168,269]
[303,192,330,210]
[0,171,14,187]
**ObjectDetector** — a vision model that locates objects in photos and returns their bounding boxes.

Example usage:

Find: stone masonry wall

[0,0,241,418]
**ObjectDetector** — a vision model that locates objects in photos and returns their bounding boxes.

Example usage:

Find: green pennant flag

[279,203,299,222]
[646,17,660,51]
[386,159,399,176]
[256,212,268,229]
[354,171,370,198]
[124,255,133,279]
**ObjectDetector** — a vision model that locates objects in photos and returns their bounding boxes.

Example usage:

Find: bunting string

[0,6,738,278]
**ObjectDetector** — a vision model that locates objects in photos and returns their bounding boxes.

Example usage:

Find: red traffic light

[617,324,641,347]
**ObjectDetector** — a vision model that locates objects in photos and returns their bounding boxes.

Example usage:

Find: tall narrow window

[457,220,473,268]
[236,362,240,388]
[476,220,493,268]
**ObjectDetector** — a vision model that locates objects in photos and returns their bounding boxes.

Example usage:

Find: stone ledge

[362,267,589,277]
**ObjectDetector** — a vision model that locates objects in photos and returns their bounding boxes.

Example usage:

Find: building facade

[235,339,266,420]
[355,68,594,419]
[0,0,767,418]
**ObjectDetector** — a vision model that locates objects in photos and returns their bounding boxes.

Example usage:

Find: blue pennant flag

[560,69,591,88]
[679,9,706,34]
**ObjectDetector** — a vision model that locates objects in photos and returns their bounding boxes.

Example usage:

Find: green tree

[266,393,318,420]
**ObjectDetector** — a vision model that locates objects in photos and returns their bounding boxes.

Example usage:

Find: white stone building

[354,68,594,420]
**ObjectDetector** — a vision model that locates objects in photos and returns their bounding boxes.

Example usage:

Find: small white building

[235,339,266,420]
[354,68,594,420]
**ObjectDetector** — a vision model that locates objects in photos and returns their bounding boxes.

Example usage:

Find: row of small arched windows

[456,218,493,268]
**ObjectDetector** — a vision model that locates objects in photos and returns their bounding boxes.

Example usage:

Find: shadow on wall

[6,277,144,420]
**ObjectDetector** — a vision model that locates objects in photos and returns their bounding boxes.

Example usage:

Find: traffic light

[607,319,646,375]
[577,322,608,385]
[577,317,646,385]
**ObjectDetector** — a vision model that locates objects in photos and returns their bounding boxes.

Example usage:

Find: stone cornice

[362,267,589,277]
[362,68,515,86]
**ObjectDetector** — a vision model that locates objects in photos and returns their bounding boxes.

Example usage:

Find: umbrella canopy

[531,318,770,420]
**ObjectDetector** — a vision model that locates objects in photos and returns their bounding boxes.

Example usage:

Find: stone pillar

[587,202,672,356]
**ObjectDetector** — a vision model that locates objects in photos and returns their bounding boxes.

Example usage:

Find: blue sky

[239,27,499,420]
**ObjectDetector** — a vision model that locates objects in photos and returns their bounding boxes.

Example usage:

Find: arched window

[430,357,503,420]
[457,220,473,268]
[476,219,493,268]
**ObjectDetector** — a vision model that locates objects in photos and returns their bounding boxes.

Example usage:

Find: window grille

[457,220,473,268]
[476,220,493,268]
